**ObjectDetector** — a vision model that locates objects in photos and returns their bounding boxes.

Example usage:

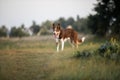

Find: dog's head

[52,23,61,38]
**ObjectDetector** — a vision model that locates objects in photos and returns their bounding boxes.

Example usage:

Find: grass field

[0,36,120,80]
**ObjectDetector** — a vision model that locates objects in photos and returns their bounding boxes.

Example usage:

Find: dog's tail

[78,37,85,44]
[81,37,85,42]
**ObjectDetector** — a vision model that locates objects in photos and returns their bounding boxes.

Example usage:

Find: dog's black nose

[53,33,55,35]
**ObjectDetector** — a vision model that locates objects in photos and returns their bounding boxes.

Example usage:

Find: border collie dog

[53,23,85,52]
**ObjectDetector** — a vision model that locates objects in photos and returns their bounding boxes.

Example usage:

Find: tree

[111,0,120,37]
[30,21,40,35]
[10,26,29,37]
[66,17,75,26]
[73,16,90,33]
[37,20,52,35]
[77,15,81,21]
[41,20,52,30]
[87,14,99,34]
[56,17,67,28]
[0,25,8,37]
[54,16,90,33]
[91,0,120,37]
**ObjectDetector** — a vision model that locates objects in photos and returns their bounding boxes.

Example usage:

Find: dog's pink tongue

[53,34,57,38]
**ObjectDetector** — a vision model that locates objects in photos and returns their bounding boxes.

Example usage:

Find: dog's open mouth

[53,33,59,38]
[53,34,57,38]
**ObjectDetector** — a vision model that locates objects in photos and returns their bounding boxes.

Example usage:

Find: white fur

[53,31,60,38]
[82,37,85,42]
[55,37,85,52]
[55,38,70,52]
[66,25,72,29]
[61,39,64,51]
[57,43,60,52]
[55,38,59,52]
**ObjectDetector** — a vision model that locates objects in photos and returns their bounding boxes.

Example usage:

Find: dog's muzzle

[53,31,60,38]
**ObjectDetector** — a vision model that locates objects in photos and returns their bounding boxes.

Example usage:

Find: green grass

[0,36,120,80]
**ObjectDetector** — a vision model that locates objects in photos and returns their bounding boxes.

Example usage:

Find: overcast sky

[0,0,97,28]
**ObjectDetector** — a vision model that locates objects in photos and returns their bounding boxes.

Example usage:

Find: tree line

[0,16,89,38]
[0,0,119,39]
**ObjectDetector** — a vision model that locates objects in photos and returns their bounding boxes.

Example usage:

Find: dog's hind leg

[69,39,75,48]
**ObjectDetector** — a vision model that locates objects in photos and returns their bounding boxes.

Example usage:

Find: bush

[98,38,120,61]
[73,37,120,62]
[74,50,91,58]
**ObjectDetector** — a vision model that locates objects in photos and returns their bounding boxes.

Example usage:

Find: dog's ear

[53,23,55,27]
[53,23,55,29]
[57,23,61,30]
[58,23,60,26]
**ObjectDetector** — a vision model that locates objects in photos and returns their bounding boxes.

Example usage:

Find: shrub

[98,38,120,61]
[74,50,91,58]
[73,37,120,63]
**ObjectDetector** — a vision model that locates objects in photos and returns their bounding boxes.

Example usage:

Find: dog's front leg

[56,42,60,52]
[56,38,60,52]
[61,39,64,51]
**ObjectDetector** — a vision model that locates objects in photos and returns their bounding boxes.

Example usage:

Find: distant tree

[10,26,29,37]
[21,24,25,29]
[77,15,81,21]
[54,16,90,33]
[41,20,52,30]
[73,16,90,33]
[56,17,67,28]
[56,17,75,29]
[87,14,99,34]
[0,25,8,37]
[66,17,75,26]
[20,24,30,36]
[37,20,53,35]
[10,27,17,37]
[39,27,50,35]
[30,21,40,35]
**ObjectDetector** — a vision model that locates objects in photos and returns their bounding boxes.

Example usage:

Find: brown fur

[53,23,83,48]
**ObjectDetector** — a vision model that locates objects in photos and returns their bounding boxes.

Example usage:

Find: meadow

[0,36,120,80]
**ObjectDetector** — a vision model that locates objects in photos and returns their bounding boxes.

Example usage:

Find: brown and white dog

[53,23,85,52]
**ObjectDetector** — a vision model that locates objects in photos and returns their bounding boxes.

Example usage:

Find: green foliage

[30,21,40,35]
[73,17,90,33]
[73,37,120,62]
[55,17,67,29]
[41,20,52,30]
[38,20,52,35]
[0,25,8,37]
[88,0,120,37]
[98,38,120,60]
[39,27,51,35]
[74,50,91,58]
[55,16,90,33]
[87,15,94,34]
[10,26,29,37]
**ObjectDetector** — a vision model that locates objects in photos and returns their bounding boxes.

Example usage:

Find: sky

[0,0,97,28]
